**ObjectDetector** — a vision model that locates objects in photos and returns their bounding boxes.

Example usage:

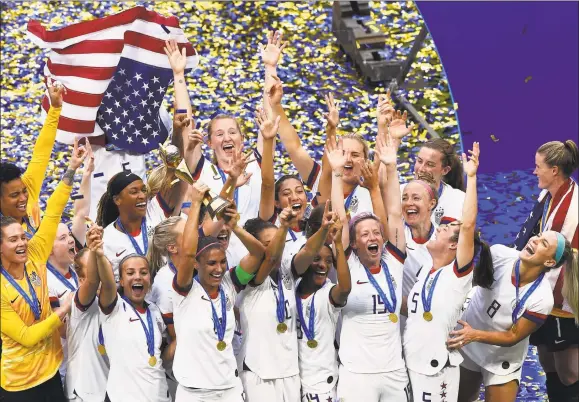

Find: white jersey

[66,293,109,402]
[403,258,473,376]
[103,197,166,282]
[47,265,79,381]
[147,263,176,326]
[226,237,247,269]
[194,153,262,229]
[400,181,465,226]
[239,260,299,380]
[172,270,240,390]
[297,282,342,394]
[402,225,433,297]
[461,245,553,375]
[100,295,169,402]
[309,169,373,217]
[339,243,406,373]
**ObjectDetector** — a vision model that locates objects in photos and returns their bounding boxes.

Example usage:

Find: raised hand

[321,200,336,230]
[86,223,105,257]
[278,206,297,228]
[164,39,187,76]
[255,107,281,141]
[228,147,251,181]
[47,76,66,108]
[69,137,88,170]
[266,75,283,106]
[330,214,343,243]
[377,90,394,129]
[174,113,192,133]
[186,129,204,151]
[261,30,287,68]
[191,181,210,204]
[358,159,380,190]
[462,142,480,177]
[388,109,414,140]
[324,93,340,129]
[83,139,95,176]
[376,134,397,167]
[325,137,348,172]
[223,204,240,230]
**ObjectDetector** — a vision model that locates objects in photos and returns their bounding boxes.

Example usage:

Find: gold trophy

[159,144,232,221]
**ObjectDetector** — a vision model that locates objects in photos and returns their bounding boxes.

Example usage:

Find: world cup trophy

[159,144,232,221]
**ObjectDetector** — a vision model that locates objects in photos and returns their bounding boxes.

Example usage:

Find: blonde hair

[342,133,369,159]
[562,248,579,324]
[146,216,184,275]
[537,140,579,178]
[147,165,173,200]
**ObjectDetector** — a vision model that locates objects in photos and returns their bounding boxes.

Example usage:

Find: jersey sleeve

[384,241,406,274]
[325,284,345,315]
[522,286,554,326]
[151,279,174,326]
[0,293,62,348]
[48,283,60,309]
[490,244,519,269]
[99,293,120,317]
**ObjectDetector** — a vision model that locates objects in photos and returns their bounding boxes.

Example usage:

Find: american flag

[27,6,199,152]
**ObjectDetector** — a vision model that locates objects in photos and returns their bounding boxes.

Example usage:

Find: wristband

[175,109,187,114]
[234,265,255,286]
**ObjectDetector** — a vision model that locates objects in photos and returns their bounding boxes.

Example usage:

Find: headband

[411,179,436,200]
[555,232,566,264]
[195,240,223,258]
[109,172,142,196]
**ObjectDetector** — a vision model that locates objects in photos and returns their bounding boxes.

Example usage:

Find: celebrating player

[513,140,579,401]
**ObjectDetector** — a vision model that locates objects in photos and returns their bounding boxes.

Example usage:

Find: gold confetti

[525,76,532,83]
[453,102,458,110]
[491,134,500,142]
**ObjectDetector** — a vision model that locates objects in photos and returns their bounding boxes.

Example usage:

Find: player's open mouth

[131,283,144,296]
[367,243,379,255]
[315,268,327,278]
[525,244,535,255]
[405,208,418,216]
[291,203,302,212]
[217,234,228,242]
[344,164,353,172]
[15,248,26,255]
[136,202,147,209]
[223,144,234,152]
[16,202,26,212]
[68,246,76,257]
[210,272,223,280]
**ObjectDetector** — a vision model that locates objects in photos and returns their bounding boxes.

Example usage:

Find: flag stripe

[50,51,122,68]
[47,59,117,80]
[27,7,180,46]
[58,115,98,134]
[125,31,196,57]
[52,39,125,55]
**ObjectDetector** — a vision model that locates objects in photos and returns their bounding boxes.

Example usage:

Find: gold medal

[423,311,433,322]
[217,341,227,351]
[277,322,288,333]
[389,313,398,323]
[307,339,318,349]
[148,356,157,367]
[97,344,106,355]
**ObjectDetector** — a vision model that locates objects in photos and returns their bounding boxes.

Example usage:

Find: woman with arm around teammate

[402,142,490,402]
[449,233,577,402]
[512,140,579,402]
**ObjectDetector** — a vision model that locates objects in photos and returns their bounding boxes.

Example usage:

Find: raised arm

[259,30,286,155]
[456,142,479,268]
[325,138,350,249]
[176,182,210,289]
[268,76,317,182]
[21,80,63,211]
[77,224,104,306]
[96,227,118,310]
[252,207,293,285]
[358,157,387,229]
[329,218,351,306]
[27,138,86,264]
[315,93,340,204]
[223,205,266,274]
[256,106,281,220]
[376,132,405,251]
[292,201,335,276]
[71,141,94,246]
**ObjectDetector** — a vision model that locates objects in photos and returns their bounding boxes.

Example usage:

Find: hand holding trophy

[160,144,232,220]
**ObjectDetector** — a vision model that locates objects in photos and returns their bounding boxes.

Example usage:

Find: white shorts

[175,382,244,402]
[460,351,521,387]
[301,385,336,402]
[240,370,300,402]
[337,366,410,402]
[408,366,459,402]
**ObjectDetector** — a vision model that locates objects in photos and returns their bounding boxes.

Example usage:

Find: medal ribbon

[512,259,545,326]
[364,260,397,314]
[1,266,42,320]
[46,262,78,291]
[0,212,35,238]
[438,182,444,198]
[296,291,316,341]
[273,273,286,324]
[168,260,177,275]
[121,296,155,359]
[421,268,442,315]
[194,276,226,343]
[217,166,239,207]
[98,324,105,349]
[539,193,552,233]
[116,218,148,256]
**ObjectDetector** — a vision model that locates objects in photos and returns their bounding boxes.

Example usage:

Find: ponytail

[96,190,119,228]
[537,140,579,178]
[561,246,579,324]
[473,233,494,289]
[146,216,183,276]
[422,139,464,191]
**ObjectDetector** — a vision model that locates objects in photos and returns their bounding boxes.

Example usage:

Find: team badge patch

[30,271,41,286]
[349,196,359,214]
[225,295,232,311]
[282,274,292,290]
[434,206,444,225]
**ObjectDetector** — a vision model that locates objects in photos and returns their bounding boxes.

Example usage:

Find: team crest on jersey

[349,196,359,214]
[434,206,444,225]
[147,225,155,238]
[30,271,41,286]
[225,295,232,311]
[390,275,397,289]
[282,274,292,290]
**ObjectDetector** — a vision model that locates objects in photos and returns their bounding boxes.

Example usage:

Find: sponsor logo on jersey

[356,280,369,285]
[129,317,140,322]
[116,249,127,257]
[57,290,68,298]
